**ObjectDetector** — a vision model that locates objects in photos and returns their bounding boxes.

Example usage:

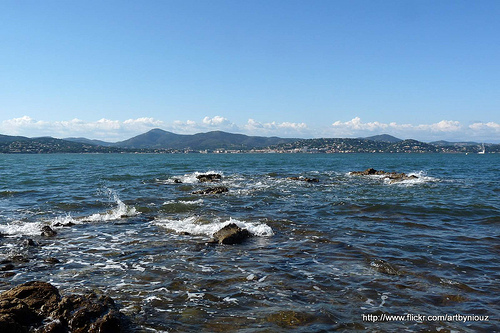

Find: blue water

[0,153,498,332]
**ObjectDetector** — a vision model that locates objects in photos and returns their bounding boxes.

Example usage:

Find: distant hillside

[115,129,296,150]
[0,134,29,143]
[65,137,114,146]
[0,135,125,153]
[1,131,499,154]
[430,140,480,147]
[363,134,402,143]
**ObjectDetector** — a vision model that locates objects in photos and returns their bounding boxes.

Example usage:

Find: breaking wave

[153,216,274,237]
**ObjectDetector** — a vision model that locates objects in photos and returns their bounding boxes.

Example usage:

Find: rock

[173,178,183,184]
[1,263,15,271]
[210,223,251,245]
[288,177,319,183]
[192,186,229,195]
[22,238,37,247]
[0,281,127,333]
[196,174,222,182]
[266,310,315,328]
[41,226,57,237]
[45,257,61,264]
[350,168,418,183]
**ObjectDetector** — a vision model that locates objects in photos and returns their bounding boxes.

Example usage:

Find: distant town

[0,130,498,154]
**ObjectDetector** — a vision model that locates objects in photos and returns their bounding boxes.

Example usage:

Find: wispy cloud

[329,117,499,142]
[0,115,498,142]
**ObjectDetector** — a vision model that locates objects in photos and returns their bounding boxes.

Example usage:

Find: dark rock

[192,186,229,195]
[1,281,61,315]
[1,263,15,271]
[22,238,37,247]
[53,221,75,227]
[41,226,57,237]
[173,178,183,184]
[1,272,16,278]
[350,168,418,183]
[0,281,127,333]
[211,223,251,245]
[45,257,61,264]
[196,174,222,183]
[288,177,319,183]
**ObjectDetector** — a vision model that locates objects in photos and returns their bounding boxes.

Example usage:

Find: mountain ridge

[0,130,498,153]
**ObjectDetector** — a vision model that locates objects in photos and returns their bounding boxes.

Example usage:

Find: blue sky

[1,0,499,142]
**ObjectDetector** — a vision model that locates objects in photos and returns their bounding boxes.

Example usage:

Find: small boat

[478,143,486,154]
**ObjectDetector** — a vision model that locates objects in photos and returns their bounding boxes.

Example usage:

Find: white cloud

[416,120,462,132]
[244,119,309,137]
[328,117,498,142]
[469,121,500,131]
[0,116,166,141]
[0,115,498,142]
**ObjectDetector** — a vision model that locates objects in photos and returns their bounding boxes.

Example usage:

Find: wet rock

[370,259,405,276]
[173,178,183,184]
[210,223,251,245]
[53,221,75,227]
[1,263,15,271]
[196,174,222,183]
[192,186,229,195]
[350,168,418,183]
[22,238,37,247]
[45,257,61,264]
[288,177,319,183]
[0,281,127,333]
[41,226,57,237]
[266,310,315,328]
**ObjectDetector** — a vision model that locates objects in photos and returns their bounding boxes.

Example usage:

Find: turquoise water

[0,153,498,332]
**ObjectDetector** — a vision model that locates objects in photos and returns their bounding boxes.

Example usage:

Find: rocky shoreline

[0,281,128,332]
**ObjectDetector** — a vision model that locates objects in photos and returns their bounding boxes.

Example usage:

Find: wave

[157,170,223,185]
[153,216,274,238]
[0,221,45,236]
[0,189,138,237]
[82,189,138,222]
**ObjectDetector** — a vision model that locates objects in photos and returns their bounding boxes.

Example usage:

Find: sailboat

[478,143,486,154]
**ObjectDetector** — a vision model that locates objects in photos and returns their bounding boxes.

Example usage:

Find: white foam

[175,171,223,184]
[0,221,43,236]
[83,190,138,222]
[387,170,439,186]
[154,216,274,237]
[162,199,204,205]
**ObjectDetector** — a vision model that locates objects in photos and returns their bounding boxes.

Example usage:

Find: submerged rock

[288,177,320,183]
[210,223,251,245]
[196,174,222,183]
[192,186,229,195]
[41,226,57,237]
[0,281,127,333]
[350,168,418,183]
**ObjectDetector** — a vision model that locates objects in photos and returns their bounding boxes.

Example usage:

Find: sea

[0,153,498,332]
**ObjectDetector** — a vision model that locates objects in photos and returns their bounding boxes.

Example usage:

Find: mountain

[115,129,297,150]
[64,137,114,146]
[363,134,402,143]
[0,134,29,143]
[0,135,125,153]
[430,140,480,146]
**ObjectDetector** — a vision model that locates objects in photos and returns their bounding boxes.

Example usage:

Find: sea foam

[154,216,274,237]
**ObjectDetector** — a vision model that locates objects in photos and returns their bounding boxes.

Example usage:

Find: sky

[1,0,499,142]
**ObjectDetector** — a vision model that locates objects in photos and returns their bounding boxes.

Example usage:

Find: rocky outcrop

[210,223,251,245]
[192,186,229,195]
[350,168,418,183]
[0,281,126,333]
[41,226,57,237]
[288,177,319,183]
[196,174,222,182]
